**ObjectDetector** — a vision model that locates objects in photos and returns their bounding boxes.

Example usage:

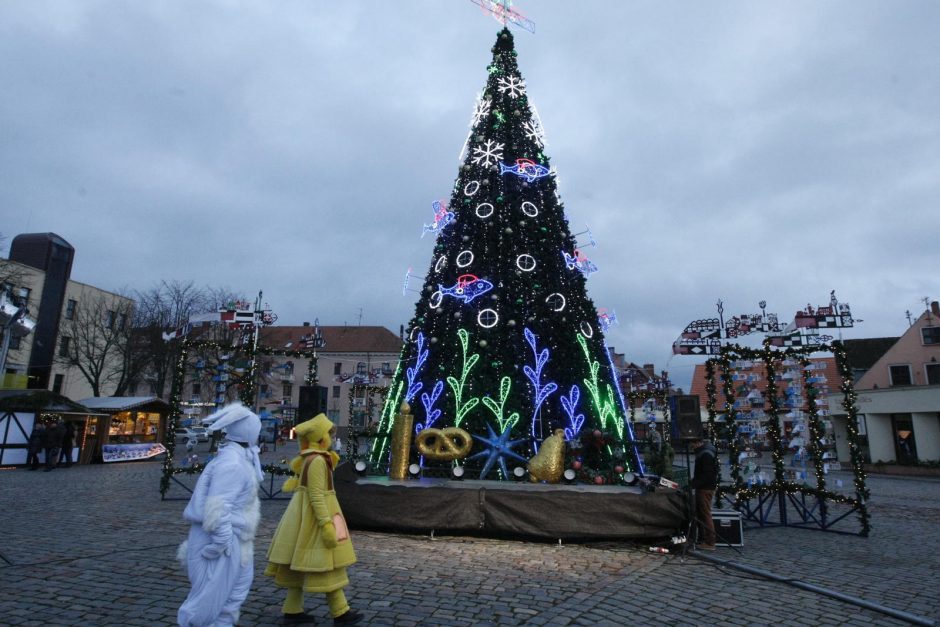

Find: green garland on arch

[706,340,870,536]
[160,336,325,498]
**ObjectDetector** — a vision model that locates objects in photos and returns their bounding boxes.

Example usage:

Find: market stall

[0,390,105,466]
[79,397,171,463]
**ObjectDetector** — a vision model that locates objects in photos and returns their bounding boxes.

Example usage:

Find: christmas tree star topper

[469,0,535,33]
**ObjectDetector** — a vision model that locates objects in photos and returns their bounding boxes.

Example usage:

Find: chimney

[643,363,655,377]
[932,301,940,317]
[303,321,310,327]
[400,324,405,340]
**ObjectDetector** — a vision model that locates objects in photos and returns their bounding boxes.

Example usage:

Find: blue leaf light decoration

[416,380,444,434]
[561,385,585,441]
[405,332,429,403]
[523,327,558,450]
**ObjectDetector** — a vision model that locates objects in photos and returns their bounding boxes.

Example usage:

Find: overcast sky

[2,1,938,390]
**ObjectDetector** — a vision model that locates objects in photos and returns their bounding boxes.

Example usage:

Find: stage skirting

[334,463,689,541]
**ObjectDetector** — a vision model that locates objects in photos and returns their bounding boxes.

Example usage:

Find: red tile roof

[260,325,403,354]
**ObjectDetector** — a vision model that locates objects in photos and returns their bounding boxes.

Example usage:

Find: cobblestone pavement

[1,460,938,626]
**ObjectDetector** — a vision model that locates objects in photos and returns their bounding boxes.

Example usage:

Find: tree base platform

[334,463,689,541]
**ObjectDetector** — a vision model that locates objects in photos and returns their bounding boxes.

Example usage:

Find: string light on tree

[372,26,637,482]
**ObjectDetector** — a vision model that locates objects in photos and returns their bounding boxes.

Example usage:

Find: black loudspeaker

[298,385,329,422]
[671,395,703,440]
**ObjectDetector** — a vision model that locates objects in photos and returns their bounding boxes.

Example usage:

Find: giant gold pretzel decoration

[415,427,473,461]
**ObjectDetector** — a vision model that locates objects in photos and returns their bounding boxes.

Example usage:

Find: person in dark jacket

[27,422,46,470]
[58,421,76,467]
[689,438,718,550]
[43,420,64,472]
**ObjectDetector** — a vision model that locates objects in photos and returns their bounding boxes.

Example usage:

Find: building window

[59,336,71,357]
[284,362,294,375]
[192,382,202,395]
[105,310,116,329]
[118,313,127,330]
[8,335,20,350]
[927,364,940,385]
[282,383,293,399]
[327,409,340,423]
[52,374,64,393]
[356,362,366,375]
[382,362,392,375]
[334,362,342,375]
[922,327,940,345]
[65,299,77,320]
[332,385,341,398]
[889,365,913,387]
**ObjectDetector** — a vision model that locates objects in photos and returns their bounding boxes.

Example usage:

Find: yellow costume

[265,414,358,621]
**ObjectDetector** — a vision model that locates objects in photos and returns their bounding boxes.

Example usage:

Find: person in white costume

[177,402,264,627]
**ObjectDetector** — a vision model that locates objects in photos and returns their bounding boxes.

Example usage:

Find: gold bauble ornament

[528,429,566,483]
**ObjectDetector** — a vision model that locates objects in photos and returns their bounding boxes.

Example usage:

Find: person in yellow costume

[265,413,362,625]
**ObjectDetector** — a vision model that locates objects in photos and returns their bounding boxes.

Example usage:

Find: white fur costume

[177,403,263,627]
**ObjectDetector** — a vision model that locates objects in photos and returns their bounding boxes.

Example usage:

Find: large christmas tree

[371,28,640,481]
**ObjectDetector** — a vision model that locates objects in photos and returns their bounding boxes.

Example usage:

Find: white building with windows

[175,324,403,437]
[831,302,940,463]
[260,324,402,436]
[2,233,133,399]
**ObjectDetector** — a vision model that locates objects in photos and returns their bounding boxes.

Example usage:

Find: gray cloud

[2,0,938,391]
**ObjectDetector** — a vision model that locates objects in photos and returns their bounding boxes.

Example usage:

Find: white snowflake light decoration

[471,96,492,127]
[471,139,505,167]
[523,119,544,147]
[497,75,526,99]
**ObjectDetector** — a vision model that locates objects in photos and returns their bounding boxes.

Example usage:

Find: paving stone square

[1,461,938,626]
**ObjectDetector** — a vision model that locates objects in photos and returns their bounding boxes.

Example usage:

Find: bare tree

[0,234,28,299]
[122,281,244,398]
[56,293,133,396]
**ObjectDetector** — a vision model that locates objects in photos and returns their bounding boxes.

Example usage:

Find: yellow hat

[295,413,334,449]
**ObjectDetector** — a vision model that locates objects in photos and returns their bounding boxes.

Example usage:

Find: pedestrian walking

[43,420,64,472]
[26,421,46,470]
[265,413,362,625]
[177,402,264,627]
[58,420,75,467]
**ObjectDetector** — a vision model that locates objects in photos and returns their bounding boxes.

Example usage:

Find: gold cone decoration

[528,429,567,483]
[415,427,473,461]
[389,403,414,480]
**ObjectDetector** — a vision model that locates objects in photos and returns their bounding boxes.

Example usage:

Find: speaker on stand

[670,394,705,554]
[671,394,704,441]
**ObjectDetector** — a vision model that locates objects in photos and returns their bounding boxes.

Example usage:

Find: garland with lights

[345,384,389,463]
[160,336,323,499]
[627,388,674,479]
[703,341,869,535]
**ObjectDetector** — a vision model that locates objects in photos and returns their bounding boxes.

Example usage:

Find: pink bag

[332,513,349,542]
